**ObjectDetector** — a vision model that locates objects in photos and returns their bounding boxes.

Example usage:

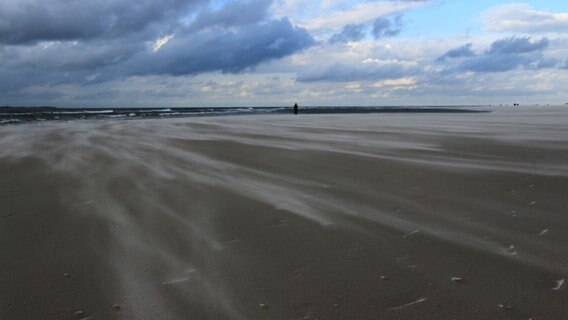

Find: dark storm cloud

[296,63,414,82]
[437,43,475,61]
[129,19,314,76]
[0,0,314,93]
[0,0,201,44]
[12,40,141,72]
[6,18,313,78]
[372,16,403,39]
[329,24,366,44]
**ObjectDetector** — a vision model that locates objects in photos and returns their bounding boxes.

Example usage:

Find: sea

[0,105,489,125]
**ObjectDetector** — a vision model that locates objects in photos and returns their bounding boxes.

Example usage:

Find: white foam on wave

[0,119,20,124]
[158,112,198,116]
[145,108,172,112]
[53,109,114,114]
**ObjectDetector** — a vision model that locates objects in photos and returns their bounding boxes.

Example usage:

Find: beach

[1,107,568,319]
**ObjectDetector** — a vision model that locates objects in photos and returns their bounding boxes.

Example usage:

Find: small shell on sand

[380,275,389,280]
[74,310,85,318]
[390,297,428,310]
[259,303,268,309]
[111,304,121,311]
[451,277,465,283]
[498,304,512,311]
[552,279,565,290]
[63,273,71,278]
[403,229,420,239]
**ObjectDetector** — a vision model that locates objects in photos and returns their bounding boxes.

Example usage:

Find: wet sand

[1,107,568,319]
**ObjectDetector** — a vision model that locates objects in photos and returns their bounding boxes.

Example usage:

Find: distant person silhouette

[293,103,299,115]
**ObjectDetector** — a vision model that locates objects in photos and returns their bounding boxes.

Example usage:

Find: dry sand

[1,107,568,319]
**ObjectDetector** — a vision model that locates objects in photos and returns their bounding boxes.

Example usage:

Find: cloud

[189,0,273,30]
[299,0,427,31]
[0,0,201,44]
[437,43,475,61]
[1,0,567,107]
[327,15,404,44]
[129,18,314,76]
[445,37,553,73]
[372,16,402,39]
[0,0,314,93]
[482,4,568,34]
[329,24,366,44]
[12,40,141,73]
[296,61,416,82]
[486,36,549,55]
[456,54,535,73]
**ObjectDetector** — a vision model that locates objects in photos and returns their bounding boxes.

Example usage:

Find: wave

[52,109,114,114]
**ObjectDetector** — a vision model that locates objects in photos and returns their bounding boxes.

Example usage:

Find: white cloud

[481,4,568,34]
[373,77,417,88]
[152,35,174,52]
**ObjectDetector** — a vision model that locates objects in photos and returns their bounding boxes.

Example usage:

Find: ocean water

[0,105,489,125]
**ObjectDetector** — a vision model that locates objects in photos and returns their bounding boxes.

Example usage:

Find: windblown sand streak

[1,107,568,319]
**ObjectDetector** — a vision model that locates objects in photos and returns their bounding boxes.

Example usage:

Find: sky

[0,0,567,107]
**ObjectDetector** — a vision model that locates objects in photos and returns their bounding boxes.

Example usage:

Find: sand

[1,106,568,319]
